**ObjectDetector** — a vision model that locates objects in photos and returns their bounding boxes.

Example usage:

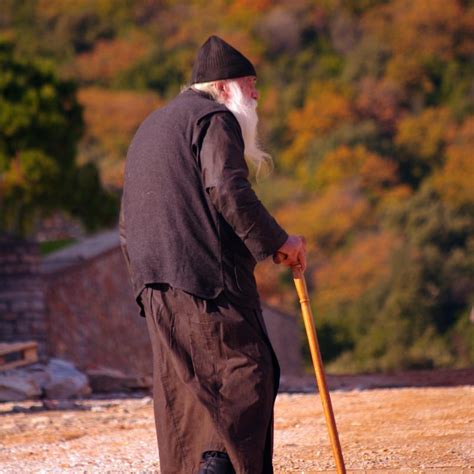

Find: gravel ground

[0,385,472,473]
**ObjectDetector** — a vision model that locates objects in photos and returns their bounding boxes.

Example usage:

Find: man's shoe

[198,451,235,474]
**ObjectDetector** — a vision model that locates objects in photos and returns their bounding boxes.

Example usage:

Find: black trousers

[141,285,280,474]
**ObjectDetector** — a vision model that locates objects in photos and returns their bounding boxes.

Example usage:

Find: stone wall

[1,230,302,379]
[41,231,152,376]
[0,234,47,358]
[263,305,303,376]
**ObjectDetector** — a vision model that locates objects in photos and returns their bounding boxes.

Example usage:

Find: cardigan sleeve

[199,111,288,262]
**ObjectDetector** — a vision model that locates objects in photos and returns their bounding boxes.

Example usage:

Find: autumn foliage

[77,88,162,187]
[1,0,473,372]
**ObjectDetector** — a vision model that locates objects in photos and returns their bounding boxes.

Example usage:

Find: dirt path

[0,384,472,472]
[274,387,473,472]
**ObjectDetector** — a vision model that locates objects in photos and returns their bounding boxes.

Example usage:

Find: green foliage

[39,238,75,255]
[297,120,382,186]
[117,45,191,98]
[69,162,118,231]
[0,39,117,236]
[449,308,474,367]
[0,42,83,164]
[0,0,134,61]
[437,61,474,118]
[321,185,474,372]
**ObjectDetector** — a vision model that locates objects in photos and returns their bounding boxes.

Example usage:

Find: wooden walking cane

[292,265,346,474]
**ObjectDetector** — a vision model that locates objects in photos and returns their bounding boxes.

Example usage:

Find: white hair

[190,79,273,177]
[191,81,221,101]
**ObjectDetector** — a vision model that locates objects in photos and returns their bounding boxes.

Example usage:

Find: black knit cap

[191,35,256,84]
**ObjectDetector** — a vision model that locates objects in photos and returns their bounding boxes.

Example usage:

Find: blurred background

[0,0,473,376]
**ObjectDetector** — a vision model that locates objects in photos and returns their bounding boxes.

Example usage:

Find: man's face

[224,76,259,104]
[219,75,271,172]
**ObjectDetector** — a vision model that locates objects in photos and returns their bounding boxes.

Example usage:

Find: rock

[86,367,152,393]
[22,363,52,388]
[0,358,91,401]
[0,373,41,401]
[43,358,91,399]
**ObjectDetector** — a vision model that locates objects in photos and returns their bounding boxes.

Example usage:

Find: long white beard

[219,80,272,175]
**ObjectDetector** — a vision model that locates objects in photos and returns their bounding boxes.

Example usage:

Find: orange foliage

[457,8,474,57]
[282,82,353,167]
[433,117,474,209]
[275,185,372,251]
[364,0,464,60]
[356,77,405,132]
[363,0,469,90]
[377,184,412,211]
[260,85,279,117]
[385,55,434,93]
[315,145,399,198]
[289,83,352,135]
[314,231,401,313]
[395,107,453,163]
[2,158,24,190]
[161,1,263,67]
[36,0,119,19]
[228,0,273,15]
[77,87,162,187]
[74,33,151,83]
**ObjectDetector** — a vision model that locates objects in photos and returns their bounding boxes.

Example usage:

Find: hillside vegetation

[1,0,473,372]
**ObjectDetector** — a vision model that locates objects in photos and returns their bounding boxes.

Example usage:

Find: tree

[327,184,474,372]
[433,117,474,211]
[281,81,354,169]
[71,33,151,87]
[394,107,453,183]
[314,144,399,199]
[0,39,117,236]
[77,87,162,187]
[362,0,473,109]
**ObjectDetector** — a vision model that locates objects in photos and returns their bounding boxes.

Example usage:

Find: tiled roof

[41,229,119,274]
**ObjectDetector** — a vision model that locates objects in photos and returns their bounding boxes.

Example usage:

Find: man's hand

[273,235,307,271]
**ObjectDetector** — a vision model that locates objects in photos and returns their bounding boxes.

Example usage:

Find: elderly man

[120,35,306,474]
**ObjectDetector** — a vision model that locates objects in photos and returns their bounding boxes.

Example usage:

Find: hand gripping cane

[292,265,346,474]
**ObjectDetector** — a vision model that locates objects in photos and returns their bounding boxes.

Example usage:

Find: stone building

[0,235,47,356]
[0,231,303,380]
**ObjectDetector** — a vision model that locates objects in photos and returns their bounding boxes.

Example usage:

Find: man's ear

[216,80,229,101]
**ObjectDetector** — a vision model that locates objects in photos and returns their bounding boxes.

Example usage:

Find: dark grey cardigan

[120,88,287,315]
